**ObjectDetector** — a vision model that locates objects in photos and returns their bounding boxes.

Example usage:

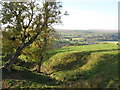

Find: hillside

[2,43,120,88]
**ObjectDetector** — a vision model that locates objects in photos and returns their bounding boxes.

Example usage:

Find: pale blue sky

[54,0,119,30]
[0,0,119,30]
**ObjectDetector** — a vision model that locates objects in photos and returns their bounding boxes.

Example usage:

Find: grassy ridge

[47,43,118,57]
[2,43,119,88]
[42,43,119,88]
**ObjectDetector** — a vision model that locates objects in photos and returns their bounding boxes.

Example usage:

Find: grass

[42,43,119,88]
[2,67,62,88]
[2,43,120,88]
[47,43,118,57]
[72,38,84,41]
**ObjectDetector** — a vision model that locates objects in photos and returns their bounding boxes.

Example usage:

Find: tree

[33,27,57,73]
[21,27,57,73]
[1,0,62,72]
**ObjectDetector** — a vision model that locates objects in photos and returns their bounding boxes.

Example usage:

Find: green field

[2,43,119,88]
[56,30,118,47]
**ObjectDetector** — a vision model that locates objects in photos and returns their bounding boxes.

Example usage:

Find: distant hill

[88,29,118,33]
[53,29,118,48]
[55,29,118,34]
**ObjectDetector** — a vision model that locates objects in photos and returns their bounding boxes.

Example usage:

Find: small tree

[1,0,62,72]
[21,27,56,72]
[34,28,57,73]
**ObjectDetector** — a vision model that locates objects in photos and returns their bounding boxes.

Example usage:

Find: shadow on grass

[69,53,119,88]
[47,48,119,61]
[2,68,62,86]
[49,48,119,73]
[49,48,119,56]
[2,48,119,88]
[88,48,119,53]
[51,52,91,72]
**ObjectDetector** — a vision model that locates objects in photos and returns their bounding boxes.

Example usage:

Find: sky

[0,0,119,30]
[54,0,119,30]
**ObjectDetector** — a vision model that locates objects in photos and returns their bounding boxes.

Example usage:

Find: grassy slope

[2,43,120,88]
[42,43,119,88]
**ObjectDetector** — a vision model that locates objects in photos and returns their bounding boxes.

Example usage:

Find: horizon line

[55,28,118,31]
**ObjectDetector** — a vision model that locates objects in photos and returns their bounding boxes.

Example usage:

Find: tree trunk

[37,56,43,73]
[3,32,41,72]
[4,44,24,72]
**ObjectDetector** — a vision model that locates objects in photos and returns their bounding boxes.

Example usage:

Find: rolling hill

[2,43,120,88]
